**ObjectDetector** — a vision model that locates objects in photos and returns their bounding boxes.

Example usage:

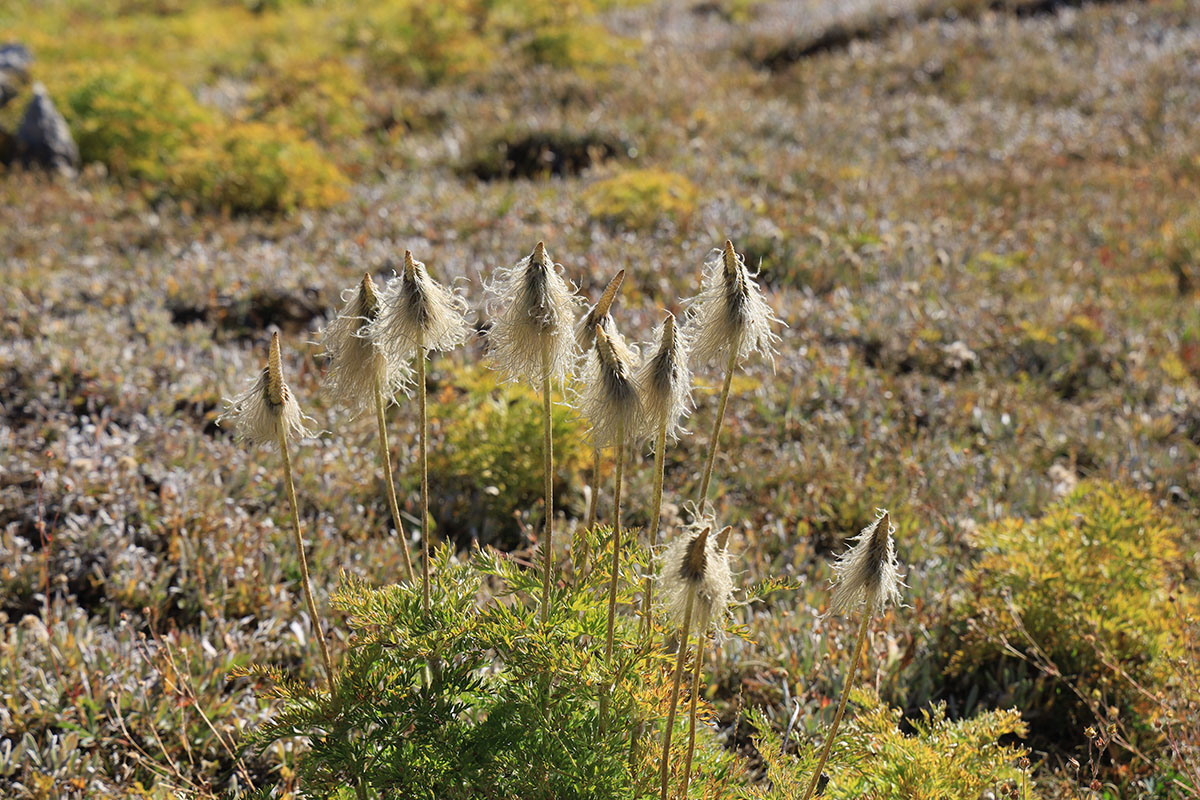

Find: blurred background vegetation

[1,0,1198,797]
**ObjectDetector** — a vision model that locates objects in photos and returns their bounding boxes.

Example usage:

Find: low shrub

[749,689,1039,799]
[583,169,699,231]
[57,63,213,181]
[248,58,369,145]
[168,121,347,213]
[948,482,1193,758]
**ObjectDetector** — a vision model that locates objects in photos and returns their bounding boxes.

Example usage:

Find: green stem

[540,339,555,626]
[581,447,601,570]
[659,589,695,800]
[600,426,625,730]
[374,373,414,583]
[681,614,709,799]
[417,332,430,614]
[801,608,873,800]
[278,431,335,690]
[642,420,668,639]
[697,345,738,507]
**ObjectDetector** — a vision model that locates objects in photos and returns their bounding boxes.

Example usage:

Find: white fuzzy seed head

[686,240,782,368]
[636,311,693,442]
[485,241,580,384]
[219,331,315,447]
[321,273,413,414]
[660,521,735,635]
[580,325,641,448]
[370,250,470,361]
[828,509,905,616]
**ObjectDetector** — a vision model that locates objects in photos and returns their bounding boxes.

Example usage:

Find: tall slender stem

[802,608,873,800]
[581,447,601,571]
[540,339,555,626]
[642,420,668,639]
[697,345,739,507]
[417,332,430,614]
[681,618,709,799]
[659,589,696,800]
[278,432,334,690]
[600,425,625,730]
[375,373,413,583]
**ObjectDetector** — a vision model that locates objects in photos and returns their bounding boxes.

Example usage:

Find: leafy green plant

[948,482,1193,757]
[748,689,1039,800]
[238,540,745,799]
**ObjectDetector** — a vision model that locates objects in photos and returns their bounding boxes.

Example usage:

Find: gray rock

[0,43,32,111]
[16,83,79,173]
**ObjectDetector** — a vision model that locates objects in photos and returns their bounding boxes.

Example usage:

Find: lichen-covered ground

[2,0,1198,797]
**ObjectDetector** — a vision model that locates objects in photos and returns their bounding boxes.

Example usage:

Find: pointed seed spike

[594,269,625,318]
[267,331,284,406]
[661,311,676,348]
[404,249,416,279]
[532,241,547,263]
[681,526,711,581]
[716,525,732,552]
[360,272,380,310]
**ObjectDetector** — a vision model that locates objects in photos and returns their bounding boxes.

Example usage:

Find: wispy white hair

[685,240,782,368]
[370,250,470,360]
[580,325,641,449]
[321,273,412,414]
[219,332,315,447]
[828,509,905,615]
[660,520,734,634]
[637,311,692,442]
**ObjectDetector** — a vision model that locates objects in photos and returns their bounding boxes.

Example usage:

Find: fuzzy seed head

[321,273,413,414]
[580,325,641,448]
[219,331,315,446]
[370,251,470,361]
[828,509,905,616]
[576,269,625,350]
[485,242,580,384]
[636,311,693,442]
[661,521,735,634]
[686,240,782,368]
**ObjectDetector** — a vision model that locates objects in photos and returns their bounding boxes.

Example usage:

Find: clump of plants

[583,168,699,231]
[948,481,1196,766]
[218,241,1035,798]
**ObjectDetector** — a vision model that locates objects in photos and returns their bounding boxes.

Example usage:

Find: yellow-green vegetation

[583,169,699,230]
[750,690,1038,799]
[949,482,1194,752]
[247,59,369,146]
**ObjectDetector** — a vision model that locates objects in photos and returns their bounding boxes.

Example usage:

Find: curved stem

[417,333,430,614]
[697,346,739,508]
[659,589,696,800]
[540,339,555,626]
[681,616,709,798]
[278,432,334,690]
[642,420,668,639]
[801,608,873,800]
[375,373,413,583]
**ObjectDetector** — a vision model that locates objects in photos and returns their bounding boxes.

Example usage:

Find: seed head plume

[828,509,904,615]
[219,331,315,446]
[581,325,642,449]
[485,241,580,384]
[686,240,782,368]
[661,521,735,634]
[321,273,412,414]
[371,250,470,359]
[637,311,693,441]
[576,269,625,350]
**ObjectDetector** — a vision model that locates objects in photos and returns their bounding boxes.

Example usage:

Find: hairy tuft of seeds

[637,311,693,442]
[661,520,735,633]
[321,273,413,414]
[828,509,905,615]
[485,241,580,384]
[370,250,471,361]
[576,269,625,350]
[219,331,315,446]
[686,239,783,368]
[580,325,641,448]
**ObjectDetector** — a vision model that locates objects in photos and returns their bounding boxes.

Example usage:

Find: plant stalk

[801,607,873,800]
[681,616,709,799]
[417,331,430,613]
[374,372,414,583]
[540,338,555,626]
[278,431,335,690]
[641,420,668,639]
[600,424,625,730]
[659,588,696,800]
[697,345,739,507]
[581,447,601,570]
